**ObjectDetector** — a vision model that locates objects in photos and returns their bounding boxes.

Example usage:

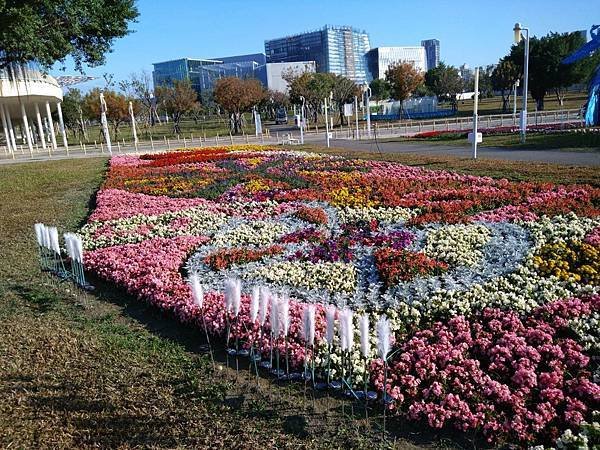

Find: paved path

[1,131,598,167]
[322,138,600,167]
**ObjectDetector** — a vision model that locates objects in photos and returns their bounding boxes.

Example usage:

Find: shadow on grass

[82,275,477,449]
[11,283,63,313]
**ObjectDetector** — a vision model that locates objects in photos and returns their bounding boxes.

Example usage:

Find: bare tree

[120,71,159,126]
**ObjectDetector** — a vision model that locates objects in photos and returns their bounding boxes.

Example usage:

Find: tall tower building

[421,39,440,71]
[265,25,371,83]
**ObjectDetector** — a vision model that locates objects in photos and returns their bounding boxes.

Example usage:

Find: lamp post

[362,82,372,138]
[354,95,359,140]
[300,96,305,144]
[472,67,480,159]
[514,22,530,143]
[324,91,332,148]
[513,78,520,120]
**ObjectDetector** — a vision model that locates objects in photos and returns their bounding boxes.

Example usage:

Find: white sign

[468,132,482,144]
[519,110,527,131]
[255,113,262,135]
[344,103,354,117]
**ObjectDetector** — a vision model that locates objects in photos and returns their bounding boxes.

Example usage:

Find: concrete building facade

[255,61,316,93]
[0,62,67,156]
[366,46,427,80]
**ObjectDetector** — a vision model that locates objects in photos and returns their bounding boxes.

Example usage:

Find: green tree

[492,59,519,113]
[385,62,424,115]
[259,90,290,120]
[213,77,264,134]
[61,88,86,139]
[506,31,599,110]
[0,0,138,69]
[370,78,391,104]
[475,65,495,98]
[413,84,434,97]
[155,79,199,134]
[286,72,335,123]
[424,62,462,110]
[331,74,359,125]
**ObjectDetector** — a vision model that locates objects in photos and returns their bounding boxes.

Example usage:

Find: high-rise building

[152,53,266,94]
[366,47,427,80]
[421,39,440,71]
[265,25,371,83]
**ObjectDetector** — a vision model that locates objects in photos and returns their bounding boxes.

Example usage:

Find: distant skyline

[51,0,598,91]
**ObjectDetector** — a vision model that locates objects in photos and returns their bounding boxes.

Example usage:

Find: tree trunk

[501,90,509,113]
[554,89,565,107]
[173,114,181,134]
[536,97,545,111]
[230,112,242,134]
[338,103,346,126]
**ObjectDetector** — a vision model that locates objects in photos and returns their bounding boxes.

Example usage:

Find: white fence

[0,108,586,163]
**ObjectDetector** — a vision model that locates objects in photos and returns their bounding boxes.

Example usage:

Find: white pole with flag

[472,67,480,159]
[129,101,138,148]
[100,93,112,155]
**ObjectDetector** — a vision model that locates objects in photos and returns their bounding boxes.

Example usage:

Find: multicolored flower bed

[81,146,600,447]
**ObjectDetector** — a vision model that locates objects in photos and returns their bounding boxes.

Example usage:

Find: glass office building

[265,25,371,83]
[152,53,267,94]
[421,39,440,71]
[366,47,427,80]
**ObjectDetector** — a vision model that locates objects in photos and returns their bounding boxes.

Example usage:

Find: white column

[45,101,57,150]
[34,103,46,150]
[4,104,17,151]
[0,103,12,154]
[472,67,480,160]
[56,102,68,150]
[99,93,112,154]
[20,103,34,154]
[128,101,138,145]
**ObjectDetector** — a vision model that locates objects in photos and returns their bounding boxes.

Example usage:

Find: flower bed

[81,146,600,447]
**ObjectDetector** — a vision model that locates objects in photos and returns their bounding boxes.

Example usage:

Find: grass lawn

[454,91,588,117]
[1,151,597,448]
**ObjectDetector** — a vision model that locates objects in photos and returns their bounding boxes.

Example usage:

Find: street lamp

[512,78,520,119]
[299,95,305,144]
[362,82,372,138]
[514,22,530,143]
[324,91,333,148]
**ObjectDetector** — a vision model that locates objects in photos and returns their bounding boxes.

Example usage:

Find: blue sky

[52,0,598,91]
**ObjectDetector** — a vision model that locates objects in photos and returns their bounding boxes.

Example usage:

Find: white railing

[0,108,587,162]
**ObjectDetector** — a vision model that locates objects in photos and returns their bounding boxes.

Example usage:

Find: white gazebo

[0,62,67,155]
